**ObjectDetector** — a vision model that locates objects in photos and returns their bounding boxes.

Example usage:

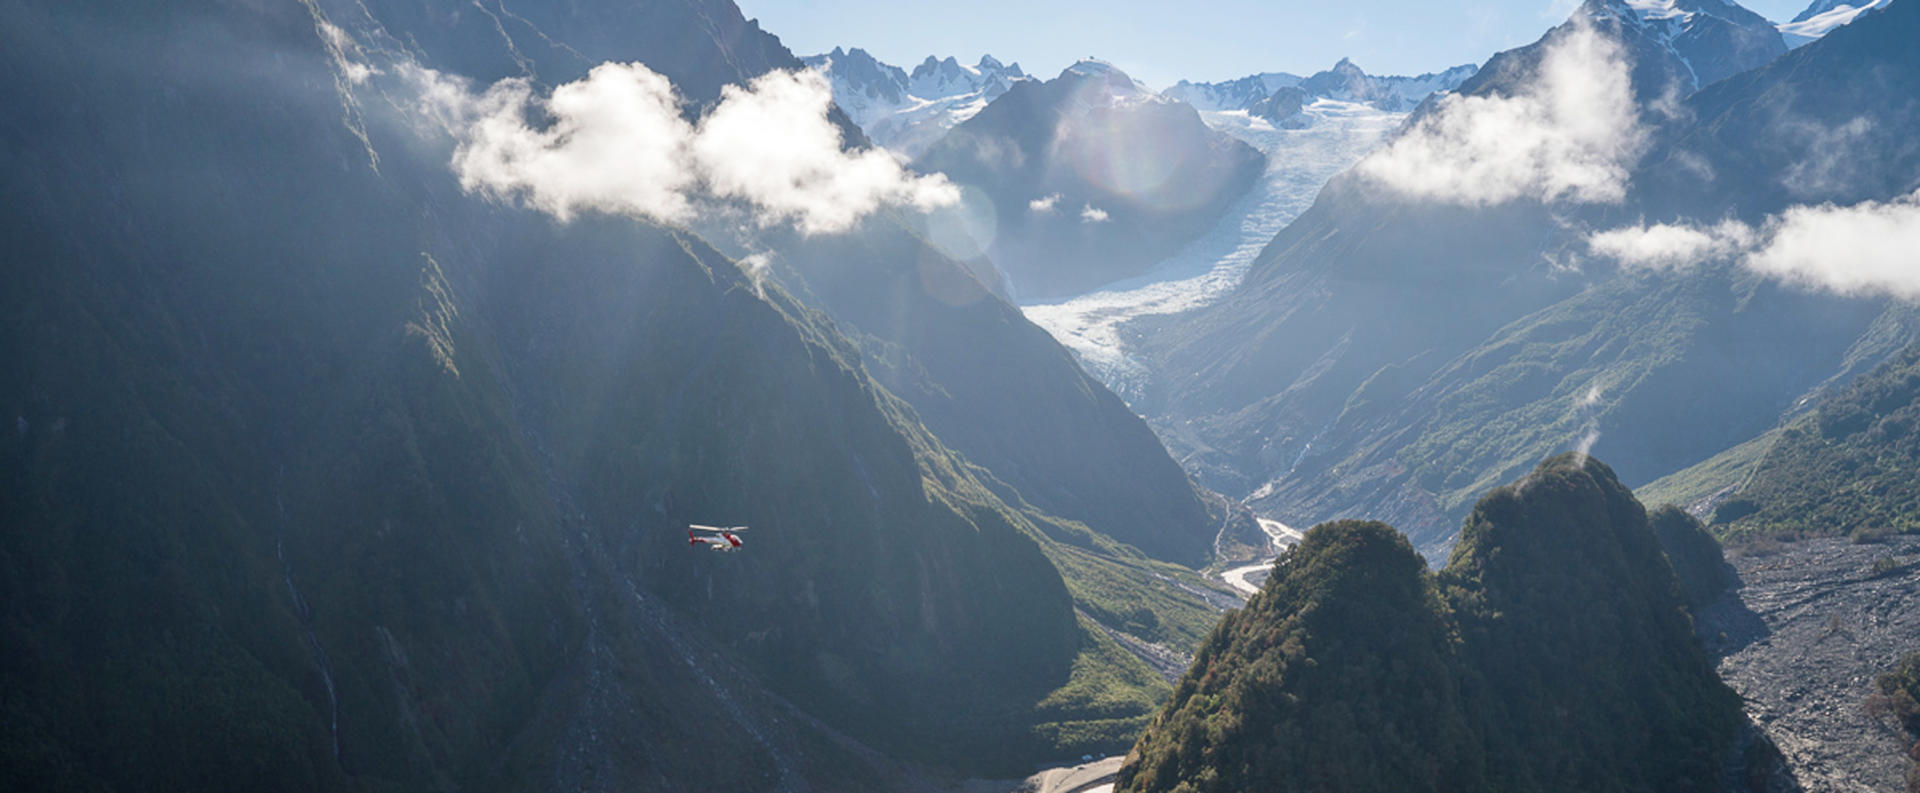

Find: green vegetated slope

[1116,455,1745,793]
[1375,270,1906,549]
[1117,521,1478,793]
[0,0,1190,787]
[1703,341,1920,541]
[1647,505,1736,611]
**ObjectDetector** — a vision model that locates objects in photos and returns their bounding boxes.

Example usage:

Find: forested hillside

[1117,455,1749,792]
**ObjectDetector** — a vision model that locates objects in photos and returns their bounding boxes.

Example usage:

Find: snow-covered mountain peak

[1583,0,1782,34]
[1059,58,1156,103]
[1575,0,1786,91]
[906,53,1027,100]
[800,47,910,109]
[1791,0,1886,20]
[1062,58,1129,82]
[1167,58,1476,122]
[1326,57,1364,75]
[804,48,1033,156]
[1623,0,1691,22]
[1778,0,1893,47]
[1164,72,1305,112]
[977,54,1023,77]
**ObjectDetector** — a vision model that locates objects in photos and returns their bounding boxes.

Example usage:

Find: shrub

[1713,498,1761,525]
[1852,526,1893,544]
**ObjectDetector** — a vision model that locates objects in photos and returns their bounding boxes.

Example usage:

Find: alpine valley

[3,0,1916,791]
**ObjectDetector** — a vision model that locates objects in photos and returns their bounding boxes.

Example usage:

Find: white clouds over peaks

[1588,191,1920,301]
[1357,25,1645,206]
[421,62,956,233]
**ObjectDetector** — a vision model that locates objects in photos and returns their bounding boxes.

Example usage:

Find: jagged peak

[1063,57,1125,78]
[1328,56,1363,72]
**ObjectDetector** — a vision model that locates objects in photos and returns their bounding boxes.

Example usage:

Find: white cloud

[1356,24,1645,206]
[451,63,697,223]
[1747,192,1920,300]
[1029,193,1063,213]
[1080,204,1110,223]
[693,70,957,234]
[1586,219,1755,269]
[1587,190,1920,301]
[413,61,956,233]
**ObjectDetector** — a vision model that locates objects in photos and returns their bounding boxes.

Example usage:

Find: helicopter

[688,524,748,551]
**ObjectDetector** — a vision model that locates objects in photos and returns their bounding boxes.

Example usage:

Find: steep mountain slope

[1691,340,1920,540]
[801,48,1029,156]
[1131,0,1912,553]
[751,221,1221,566]
[347,0,817,109]
[1631,0,1920,212]
[1116,455,1748,792]
[0,0,1193,786]
[914,60,1266,300]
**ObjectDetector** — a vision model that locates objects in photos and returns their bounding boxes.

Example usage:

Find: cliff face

[1118,455,1744,793]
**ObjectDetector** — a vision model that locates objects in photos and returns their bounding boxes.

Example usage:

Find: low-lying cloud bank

[410,62,956,234]
[1589,190,1920,300]
[1357,24,1645,206]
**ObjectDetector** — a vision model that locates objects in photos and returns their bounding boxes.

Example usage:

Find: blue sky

[738,0,1812,89]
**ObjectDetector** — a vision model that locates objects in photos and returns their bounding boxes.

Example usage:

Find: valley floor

[1219,517,1304,597]
[1705,534,1920,792]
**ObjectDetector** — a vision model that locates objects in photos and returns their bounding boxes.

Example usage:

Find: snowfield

[1021,100,1404,401]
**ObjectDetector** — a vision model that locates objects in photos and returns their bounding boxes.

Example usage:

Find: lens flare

[923,184,999,261]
